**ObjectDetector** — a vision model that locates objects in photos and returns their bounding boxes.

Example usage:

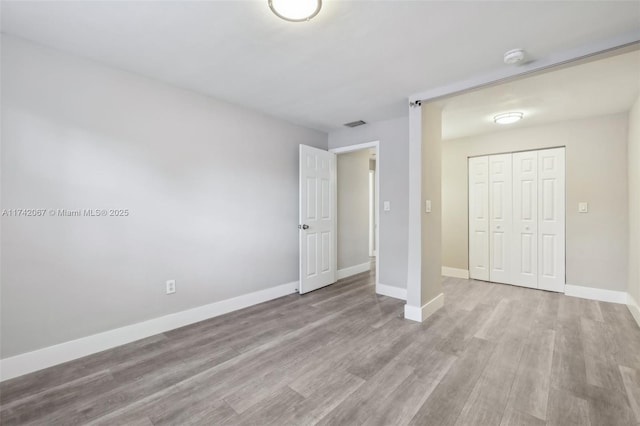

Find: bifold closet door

[512,151,538,288]
[468,148,565,290]
[468,156,489,281]
[538,148,565,292]
[489,154,513,284]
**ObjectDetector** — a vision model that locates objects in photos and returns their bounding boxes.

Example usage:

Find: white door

[468,156,489,281]
[299,145,337,294]
[512,151,538,288]
[537,147,565,292]
[489,154,513,284]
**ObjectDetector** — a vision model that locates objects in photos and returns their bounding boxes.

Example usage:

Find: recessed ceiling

[439,49,640,140]
[1,1,639,132]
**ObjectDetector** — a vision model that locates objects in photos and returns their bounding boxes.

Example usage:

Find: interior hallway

[1,272,639,425]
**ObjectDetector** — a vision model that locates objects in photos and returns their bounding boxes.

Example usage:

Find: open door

[299,144,337,294]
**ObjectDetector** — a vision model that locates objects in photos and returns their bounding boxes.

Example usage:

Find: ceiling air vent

[344,120,366,128]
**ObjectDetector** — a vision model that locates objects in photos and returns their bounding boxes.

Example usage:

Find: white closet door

[512,151,538,288]
[468,156,489,281]
[489,154,513,284]
[538,148,565,292]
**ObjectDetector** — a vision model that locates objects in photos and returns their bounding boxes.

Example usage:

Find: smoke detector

[503,49,526,65]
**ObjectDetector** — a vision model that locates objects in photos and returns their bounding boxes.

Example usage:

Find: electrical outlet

[166,279,176,295]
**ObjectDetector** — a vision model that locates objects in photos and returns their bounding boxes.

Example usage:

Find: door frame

[330,141,380,291]
[369,169,377,257]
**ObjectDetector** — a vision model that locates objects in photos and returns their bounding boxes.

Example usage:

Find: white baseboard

[337,261,371,280]
[441,267,470,279]
[404,293,445,322]
[564,284,628,304]
[0,281,299,382]
[376,283,407,300]
[628,293,640,329]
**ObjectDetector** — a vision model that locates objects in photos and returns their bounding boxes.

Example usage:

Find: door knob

[525,226,530,231]
[299,224,309,230]
[496,225,501,229]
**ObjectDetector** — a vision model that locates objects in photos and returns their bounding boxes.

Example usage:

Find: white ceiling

[439,49,640,140]
[2,0,640,132]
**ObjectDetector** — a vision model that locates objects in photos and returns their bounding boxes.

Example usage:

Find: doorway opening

[331,141,380,288]
[433,48,636,297]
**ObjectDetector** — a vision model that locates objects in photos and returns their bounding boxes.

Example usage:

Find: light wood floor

[2,270,640,425]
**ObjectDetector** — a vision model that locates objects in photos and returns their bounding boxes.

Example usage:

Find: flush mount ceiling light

[269,0,322,22]
[493,112,524,124]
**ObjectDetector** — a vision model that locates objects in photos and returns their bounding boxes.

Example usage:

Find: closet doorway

[468,147,565,292]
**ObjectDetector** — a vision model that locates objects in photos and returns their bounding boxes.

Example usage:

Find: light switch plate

[425,200,432,213]
[578,202,588,213]
[383,201,391,212]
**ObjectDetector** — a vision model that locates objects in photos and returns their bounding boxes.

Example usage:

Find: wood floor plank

[451,280,494,312]
[91,411,157,426]
[581,317,627,394]
[578,298,605,323]
[474,298,511,340]
[583,384,637,426]
[370,351,456,426]
[504,328,555,421]
[345,326,417,380]
[221,330,348,414]
[532,290,560,331]
[37,345,238,426]
[288,362,364,399]
[0,370,115,425]
[499,408,546,426]
[235,386,306,425]
[454,331,527,425]
[619,365,640,424]
[82,317,345,424]
[2,274,640,426]
[435,302,495,355]
[0,334,168,407]
[550,320,587,396]
[408,337,496,426]
[269,369,364,425]
[315,358,415,425]
[546,386,591,426]
[558,295,582,322]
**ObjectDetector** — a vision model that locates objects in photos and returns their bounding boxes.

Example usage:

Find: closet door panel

[512,151,538,288]
[538,148,565,292]
[489,154,513,284]
[468,156,489,281]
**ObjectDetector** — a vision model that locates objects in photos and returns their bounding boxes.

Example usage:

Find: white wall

[337,150,370,270]
[420,104,443,303]
[329,117,409,289]
[0,37,327,358]
[628,95,640,322]
[442,113,629,292]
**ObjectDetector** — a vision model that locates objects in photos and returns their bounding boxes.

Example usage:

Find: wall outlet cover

[166,279,176,294]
